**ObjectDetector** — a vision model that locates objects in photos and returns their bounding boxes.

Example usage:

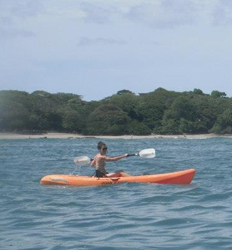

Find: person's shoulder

[96,154,105,159]
[98,154,107,160]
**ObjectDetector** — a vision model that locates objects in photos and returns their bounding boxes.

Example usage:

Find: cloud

[80,2,120,24]
[10,1,44,18]
[78,37,127,46]
[0,0,43,39]
[213,0,232,25]
[125,0,197,29]
[0,27,34,39]
[77,0,199,29]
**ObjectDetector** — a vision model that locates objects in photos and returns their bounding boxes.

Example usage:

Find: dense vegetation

[0,88,232,135]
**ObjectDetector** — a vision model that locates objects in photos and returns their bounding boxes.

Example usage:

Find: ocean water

[1,137,232,250]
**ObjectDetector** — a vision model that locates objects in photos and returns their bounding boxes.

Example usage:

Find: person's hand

[124,153,129,157]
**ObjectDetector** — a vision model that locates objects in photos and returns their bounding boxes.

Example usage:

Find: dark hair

[97,141,106,150]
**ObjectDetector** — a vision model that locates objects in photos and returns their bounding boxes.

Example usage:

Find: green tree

[211,90,226,98]
[104,90,139,120]
[86,104,131,135]
[134,88,177,133]
[29,91,63,130]
[0,91,31,131]
[161,96,197,134]
[193,89,205,95]
[211,108,232,134]
[2,88,232,135]
[127,120,151,135]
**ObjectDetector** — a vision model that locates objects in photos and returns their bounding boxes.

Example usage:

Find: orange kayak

[40,169,195,186]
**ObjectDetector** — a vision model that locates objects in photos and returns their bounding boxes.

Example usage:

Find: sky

[1,0,232,101]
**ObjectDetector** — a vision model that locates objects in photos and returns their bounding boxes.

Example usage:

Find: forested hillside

[0,88,231,135]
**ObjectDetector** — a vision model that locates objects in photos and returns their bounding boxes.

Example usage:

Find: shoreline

[0,132,231,140]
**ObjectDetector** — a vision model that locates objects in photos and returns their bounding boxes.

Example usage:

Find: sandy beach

[0,132,229,140]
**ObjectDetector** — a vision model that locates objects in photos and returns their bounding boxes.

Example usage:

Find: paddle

[128,148,156,158]
[73,148,156,166]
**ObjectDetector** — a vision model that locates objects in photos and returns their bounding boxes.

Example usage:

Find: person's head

[97,141,108,154]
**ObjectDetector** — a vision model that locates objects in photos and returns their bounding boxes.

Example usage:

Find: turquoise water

[1,138,232,250]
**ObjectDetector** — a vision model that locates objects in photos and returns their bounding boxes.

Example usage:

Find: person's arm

[105,154,128,162]
[90,158,96,168]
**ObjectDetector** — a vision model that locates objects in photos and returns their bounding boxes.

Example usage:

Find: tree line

[0,88,232,135]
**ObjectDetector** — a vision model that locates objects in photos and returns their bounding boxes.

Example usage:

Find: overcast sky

[1,0,232,101]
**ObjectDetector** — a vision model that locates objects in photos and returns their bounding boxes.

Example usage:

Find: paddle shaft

[74,148,155,166]
[127,153,138,157]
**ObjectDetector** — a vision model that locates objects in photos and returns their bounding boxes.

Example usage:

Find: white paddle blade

[74,156,91,166]
[139,148,156,158]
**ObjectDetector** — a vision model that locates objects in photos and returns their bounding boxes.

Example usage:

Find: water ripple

[1,138,232,249]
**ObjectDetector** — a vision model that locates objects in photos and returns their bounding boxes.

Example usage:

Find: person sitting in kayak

[90,141,131,178]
